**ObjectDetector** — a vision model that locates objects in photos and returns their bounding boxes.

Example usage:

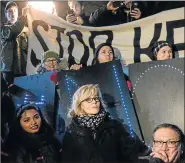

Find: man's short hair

[4,1,18,13]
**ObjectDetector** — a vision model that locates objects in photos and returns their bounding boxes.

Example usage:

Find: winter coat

[89,2,146,27]
[61,114,147,163]
[1,16,28,75]
[11,138,61,163]
[80,14,90,26]
[2,123,62,163]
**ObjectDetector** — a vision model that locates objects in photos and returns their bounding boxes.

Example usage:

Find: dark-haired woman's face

[20,109,41,134]
[98,46,114,63]
[156,46,172,60]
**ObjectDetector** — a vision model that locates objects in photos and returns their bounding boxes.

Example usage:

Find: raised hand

[66,14,77,24]
[130,8,141,19]
[70,64,82,70]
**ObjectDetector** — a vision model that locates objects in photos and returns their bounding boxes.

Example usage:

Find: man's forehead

[46,57,57,60]
[7,6,18,11]
[69,1,79,6]
[154,128,179,139]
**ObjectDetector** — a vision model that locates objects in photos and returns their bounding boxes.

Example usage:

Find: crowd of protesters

[1,1,184,163]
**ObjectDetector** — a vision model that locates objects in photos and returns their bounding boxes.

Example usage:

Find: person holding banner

[60,84,163,163]
[89,0,145,27]
[2,103,62,163]
[92,42,115,65]
[36,50,69,74]
[91,42,132,90]
[70,42,115,70]
[1,2,29,86]
[151,41,174,61]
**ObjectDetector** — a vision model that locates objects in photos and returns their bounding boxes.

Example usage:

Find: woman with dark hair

[70,42,115,70]
[2,103,62,163]
[92,42,132,91]
[92,42,115,65]
[151,123,184,163]
[151,41,175,61]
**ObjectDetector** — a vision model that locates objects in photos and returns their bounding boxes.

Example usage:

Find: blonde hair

[68,84,106,118]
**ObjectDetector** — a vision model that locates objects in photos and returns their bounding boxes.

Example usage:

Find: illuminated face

[156,46,173,60]
[153,128,181,162]
[44,57,59,71]
[68,1,82,15]
[98,46,114,63]
[20,109,41,134]
[80,95,100,116]
[6,6,18,24]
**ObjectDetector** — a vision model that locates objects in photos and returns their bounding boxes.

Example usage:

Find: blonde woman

[61,84,161,163]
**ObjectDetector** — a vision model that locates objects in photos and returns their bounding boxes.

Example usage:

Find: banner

[27,7,185,75]
[129,58,184,142]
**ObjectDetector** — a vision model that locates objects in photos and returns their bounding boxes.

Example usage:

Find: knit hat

[92,43,115,65]
[42,50,59,63]
[151,41,172,59]
[5,2,18,12]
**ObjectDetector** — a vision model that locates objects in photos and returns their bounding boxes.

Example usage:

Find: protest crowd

[1,1,185,163]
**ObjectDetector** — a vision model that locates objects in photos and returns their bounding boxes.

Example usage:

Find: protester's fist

[70,64,82,70]
[22,5,31,16]
[107,1,119,11]
[66,14,77,24]
[130,8,141,19]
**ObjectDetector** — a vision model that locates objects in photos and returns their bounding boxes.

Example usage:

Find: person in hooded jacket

[2,103,62,163]
[151,41,175,61]
[92,42,133,91]
[60,84,164,163]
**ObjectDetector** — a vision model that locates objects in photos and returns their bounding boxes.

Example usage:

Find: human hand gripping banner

[26,7,185,75]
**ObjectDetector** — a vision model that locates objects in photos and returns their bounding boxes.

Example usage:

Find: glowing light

[28,1,55,14]
[112,65,134,137]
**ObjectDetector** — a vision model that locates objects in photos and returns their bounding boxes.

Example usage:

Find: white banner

[27,7,185,75]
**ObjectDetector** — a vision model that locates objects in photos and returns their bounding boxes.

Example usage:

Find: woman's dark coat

[2,117,62,163]
[61,114,144,163]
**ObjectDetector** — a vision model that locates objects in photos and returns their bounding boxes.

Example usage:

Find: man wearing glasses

[36,50,68,74]
[151,123,184,163]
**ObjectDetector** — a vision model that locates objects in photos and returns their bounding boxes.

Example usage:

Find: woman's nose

[31,118,37,125]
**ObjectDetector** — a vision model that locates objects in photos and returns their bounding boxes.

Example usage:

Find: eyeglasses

[45,59,57,63]
[153,140,180,148]
[83,97,100,103]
